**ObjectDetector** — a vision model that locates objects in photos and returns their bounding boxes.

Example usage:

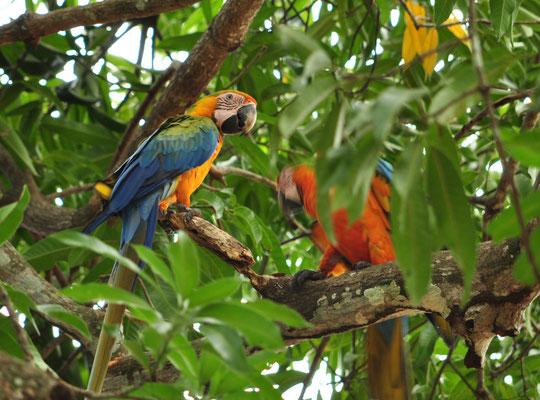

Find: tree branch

[210,165,277,190]
[99,213,538,389]
[0,145,101,237]
[0,0,200,46]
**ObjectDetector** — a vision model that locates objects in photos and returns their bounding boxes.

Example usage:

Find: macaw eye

[226,93,234,100]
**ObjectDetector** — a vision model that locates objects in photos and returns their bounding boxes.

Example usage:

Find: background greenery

[1,0,539,398]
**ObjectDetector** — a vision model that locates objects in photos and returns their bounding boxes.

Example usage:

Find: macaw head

[277,166,304,217]
[187,90,257,135]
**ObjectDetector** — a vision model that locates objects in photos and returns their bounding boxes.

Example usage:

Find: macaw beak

[277,167,304,216]
[278,190,304,216]
[221,103,257,134]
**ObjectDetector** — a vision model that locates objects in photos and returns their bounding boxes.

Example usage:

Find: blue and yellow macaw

[277,160,453,400]
[83,90,257,394]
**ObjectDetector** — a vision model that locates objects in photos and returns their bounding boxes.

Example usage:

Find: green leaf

[0,316,24,359]
[413,323,439,368]
[198,303,284,350]
[36,304,90,338]
[54,231,150,282]
[123,339,150,370]
[133,245,175,289]
[200,324,251,372]
[228,136,274,178]
[372,88,426,140]
[0,186,30,245]
[391,141,432,303]
[487,191,540,242]
[501,127,540,167]
[277,76,338,139]
[23,236,71,271]
[189,277,241,307]
[41,116,118,146]
[426,146,477,298]
[434,0,457,27]
[61,283,151,310]
[168,232,200,298]
[242,299,309,328]
[490,0,518,38]
[277,25,326,61]
[0,117,37,175]
[168,333,200,385]
[512,227,540,285]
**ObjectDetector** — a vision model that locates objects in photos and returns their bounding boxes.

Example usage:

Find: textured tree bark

[0,0,200,46]
[0,351,77,399]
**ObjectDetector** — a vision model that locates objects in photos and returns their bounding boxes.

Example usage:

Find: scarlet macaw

[83,90,257,394]
[277,161,453,400]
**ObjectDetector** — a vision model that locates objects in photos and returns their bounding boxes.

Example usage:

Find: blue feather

[84,116,220,263]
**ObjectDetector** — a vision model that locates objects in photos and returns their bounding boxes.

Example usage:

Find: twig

[398,0,420,30]
[347,0,373,60]
[52,264,69,288]
[40,332,67,360]
[353,7,380,96]
[449,360,477,396]
[57,346,82,377]
[476,365,495,400]
[492,329,540,377]
[210,165,276,190]
[455,91,533,141]
[137,277,157,311]
[0,283,33,362]
[297,336,330,400]
[521,358,530,400]
[108,63,179,173]
[224,45,268,89]
[430,86,479,119]
[281,232,310,245]
[44,183,94,201]
[428,345,454,400]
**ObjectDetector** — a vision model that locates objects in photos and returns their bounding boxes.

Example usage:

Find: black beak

[278,190,304,216]
[221,104,257,134]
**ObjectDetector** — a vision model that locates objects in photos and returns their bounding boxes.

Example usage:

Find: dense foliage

[0,0,539,399]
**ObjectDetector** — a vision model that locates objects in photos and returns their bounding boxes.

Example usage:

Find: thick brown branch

[0,145,101,237]
[0,0,200,46]
[102,233,537,388]
[0,352,77,400]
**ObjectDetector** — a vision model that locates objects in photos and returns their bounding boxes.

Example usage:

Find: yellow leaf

[422,28,439,79]
[444,14,471,50]
[405,0,426,28]
[403,1,427,58]
[402,26,416,65]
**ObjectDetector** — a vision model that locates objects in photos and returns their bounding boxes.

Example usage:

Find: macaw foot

[350,261,373,271]
[172,203,202,225]
[289,269,325,291]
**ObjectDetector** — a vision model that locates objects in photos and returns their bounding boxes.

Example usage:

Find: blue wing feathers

[376,159,393,182]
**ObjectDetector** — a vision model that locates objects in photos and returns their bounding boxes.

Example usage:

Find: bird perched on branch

[277,161,453,400]
[83,90,257,394]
